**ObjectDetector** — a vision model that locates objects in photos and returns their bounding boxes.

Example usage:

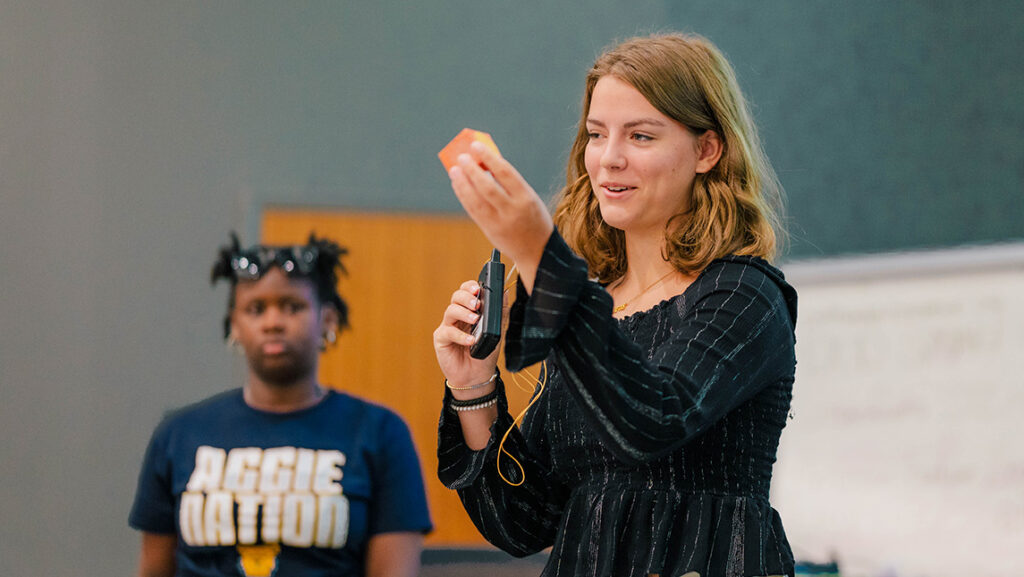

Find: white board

[774,243,1024,577]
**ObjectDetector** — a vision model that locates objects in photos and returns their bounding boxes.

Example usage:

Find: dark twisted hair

[210,232,350,340]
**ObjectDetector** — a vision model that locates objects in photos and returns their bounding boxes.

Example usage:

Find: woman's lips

[601,184,636,199]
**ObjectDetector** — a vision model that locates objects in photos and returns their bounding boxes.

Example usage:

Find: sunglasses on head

[230,245,320,280]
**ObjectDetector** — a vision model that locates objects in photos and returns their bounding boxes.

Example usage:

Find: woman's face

[584,75,714,237]
[230,268,328,386]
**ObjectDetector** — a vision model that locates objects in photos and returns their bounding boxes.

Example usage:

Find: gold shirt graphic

[237,544,281,577]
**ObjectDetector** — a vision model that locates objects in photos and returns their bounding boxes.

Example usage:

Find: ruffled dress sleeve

[436,373,569,557]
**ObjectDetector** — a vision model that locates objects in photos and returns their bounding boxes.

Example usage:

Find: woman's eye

[586,131,603,140]
[246,303,264,315]
[631,133,653,142]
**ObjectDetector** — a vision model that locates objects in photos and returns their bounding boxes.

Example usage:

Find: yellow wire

[492,261,547,486]
[496,361,547,486]
[506,366,537,394]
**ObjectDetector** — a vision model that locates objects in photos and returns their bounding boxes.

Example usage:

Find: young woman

[131,234,431,577]
[433,34,797,577]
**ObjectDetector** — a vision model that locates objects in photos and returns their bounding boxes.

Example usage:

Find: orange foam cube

[438,128,501,172]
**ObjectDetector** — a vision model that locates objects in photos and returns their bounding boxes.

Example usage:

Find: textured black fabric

[438,230,797,577]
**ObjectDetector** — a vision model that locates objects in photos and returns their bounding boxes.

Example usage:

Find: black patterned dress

[438,230,798,577]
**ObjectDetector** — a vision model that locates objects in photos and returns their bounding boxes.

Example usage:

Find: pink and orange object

[438,128,501,172]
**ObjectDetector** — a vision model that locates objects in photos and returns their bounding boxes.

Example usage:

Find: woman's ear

[695,130,724,174]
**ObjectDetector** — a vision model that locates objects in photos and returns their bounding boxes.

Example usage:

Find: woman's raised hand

[448,142,554,293]
[432,280,500,394]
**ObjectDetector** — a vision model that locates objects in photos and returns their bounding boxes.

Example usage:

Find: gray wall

[1,1,1020,574]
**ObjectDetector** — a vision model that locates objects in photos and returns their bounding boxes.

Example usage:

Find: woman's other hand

[433,279,502,450]
[433,280,500,396]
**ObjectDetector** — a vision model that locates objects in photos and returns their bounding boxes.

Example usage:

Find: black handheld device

[469,249,505,359]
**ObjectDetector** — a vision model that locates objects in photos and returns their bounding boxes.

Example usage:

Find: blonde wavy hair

[552,33,785,282]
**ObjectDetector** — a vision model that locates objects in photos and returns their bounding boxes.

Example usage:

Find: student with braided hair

[130,233,431,577]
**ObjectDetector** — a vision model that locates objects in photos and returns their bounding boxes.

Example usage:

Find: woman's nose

[600,138,626,171]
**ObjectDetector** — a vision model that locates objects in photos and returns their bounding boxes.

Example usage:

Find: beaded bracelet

[445,372,498,391]
[451,397,498,412]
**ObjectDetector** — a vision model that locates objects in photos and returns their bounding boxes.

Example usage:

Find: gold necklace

[612,270,677,313]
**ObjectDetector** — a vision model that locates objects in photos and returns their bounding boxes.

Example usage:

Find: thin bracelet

[451,398,498,412]
[449,388,499,408]
[445,372,498,391]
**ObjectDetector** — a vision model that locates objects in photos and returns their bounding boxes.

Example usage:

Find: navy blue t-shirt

[130,388,432,577]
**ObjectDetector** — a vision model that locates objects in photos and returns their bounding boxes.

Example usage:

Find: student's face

[584,75,714,236]
[230,268,330,386]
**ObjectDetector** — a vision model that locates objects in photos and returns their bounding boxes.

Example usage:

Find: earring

[227,333,243,353]
[321,329,337,350]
